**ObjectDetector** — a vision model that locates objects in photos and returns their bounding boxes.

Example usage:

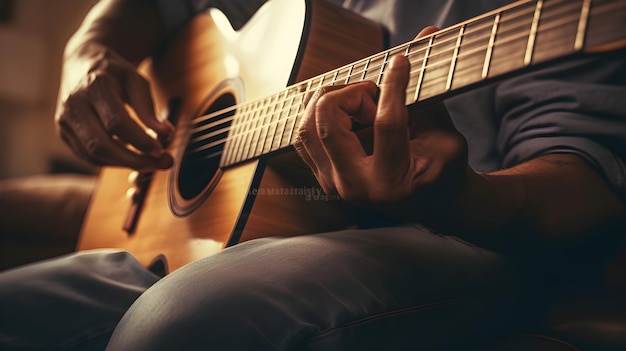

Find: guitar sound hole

[177,93,235,200]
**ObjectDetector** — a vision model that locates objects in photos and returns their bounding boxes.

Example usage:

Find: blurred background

[0,0,98,179]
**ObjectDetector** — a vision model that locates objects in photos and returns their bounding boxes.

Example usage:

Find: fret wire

[210,25,588,165]
[376,51,389,86]
[273,119,285,150]
[234,111,250,163]
[319,74,327,87]
[243,102,259,159]
[483,13,500,78]
[244,100,266,159]
[344,65,354,84]
[226,106,245,165]
[330,70,339,85]
[234,106,251,163]
[278,88,292,151]
[254,98,271,155]
[525,0,544,65]
[575,0,591,51]
[226,10,585,149]
[244,100,265,159]
[446,25,465,91]
[408,37,545,99]
[239,8,580,144]
[290,105,306,145]
[361,58,371,81]
[317,75,325,89]
[287,93,297,146]
[230,113,242,164]
[361,58,372,82]
[250,101,265,158]
[251,101,264,156]
[193,0,562,131]
[413,35,433,102]
[261,98,280,155]
[262,95,280,150]
[287,94,300,148]
[221,4,572,135]
[240,104,260,161]
[279,91,292,150]
[262,123,275,154]
[404,43,411,56]
[214,1,596,165]
[283,116,295,148]
[228,127,240,165]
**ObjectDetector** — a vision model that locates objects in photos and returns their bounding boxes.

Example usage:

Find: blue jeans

[1,226,522,350]
[0,249,159,350]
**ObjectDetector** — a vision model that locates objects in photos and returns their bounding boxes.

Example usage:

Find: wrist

[421,167,527,245]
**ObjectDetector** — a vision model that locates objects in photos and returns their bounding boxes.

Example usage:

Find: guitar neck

[186,0,625,168]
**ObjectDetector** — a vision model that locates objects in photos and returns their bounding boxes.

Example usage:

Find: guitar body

[78,0,385,271]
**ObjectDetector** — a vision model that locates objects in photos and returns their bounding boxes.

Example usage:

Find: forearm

[65,0,166,66]
[437,153,625,253]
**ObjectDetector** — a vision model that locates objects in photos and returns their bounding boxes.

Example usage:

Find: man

[1,0,625,349]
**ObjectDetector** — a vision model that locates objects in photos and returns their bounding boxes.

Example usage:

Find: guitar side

[77,0,385,271]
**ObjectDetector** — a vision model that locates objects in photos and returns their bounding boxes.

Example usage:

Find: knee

[106,251,292,350]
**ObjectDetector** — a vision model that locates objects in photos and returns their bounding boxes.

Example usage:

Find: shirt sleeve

[495,51,626,201]
[155,0,267,38]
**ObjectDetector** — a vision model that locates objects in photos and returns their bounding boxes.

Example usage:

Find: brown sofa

[1,174,624,350]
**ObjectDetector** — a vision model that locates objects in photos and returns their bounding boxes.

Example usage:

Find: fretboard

[187,0,625,168]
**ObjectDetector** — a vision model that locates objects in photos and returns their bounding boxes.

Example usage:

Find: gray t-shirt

[155,0,626,200]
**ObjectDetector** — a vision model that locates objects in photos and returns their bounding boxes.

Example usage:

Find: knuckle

[102,115,124,133]
[85,139,107,158]
[296,124,313,144]
[56,94,86,127]
[89,71,113,89]
[315,93,333,109]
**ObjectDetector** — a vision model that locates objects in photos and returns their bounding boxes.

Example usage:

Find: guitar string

[185,8,587,157]
[186,0,576,139]
[187,0,550,132]
[210,4,623,164]
[189,0,587,138]
[185,10,586,161]
[181,1,605,160]
[186,2,571,146]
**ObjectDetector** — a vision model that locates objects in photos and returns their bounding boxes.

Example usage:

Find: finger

[415,26,439,40]
[316,82,377,175]
[65,94,173,171]
[297,87,337,176]
[60,127,105,167]
[124,72,174,137]
[88,73,165,157]
[374,54,411,171]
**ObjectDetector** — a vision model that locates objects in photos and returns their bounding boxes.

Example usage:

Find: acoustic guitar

[78,0,626,271]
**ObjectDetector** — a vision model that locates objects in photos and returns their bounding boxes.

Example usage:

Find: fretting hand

[294,52,468,219]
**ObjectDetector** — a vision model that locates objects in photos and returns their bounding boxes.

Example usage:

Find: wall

[0,0,97,179]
